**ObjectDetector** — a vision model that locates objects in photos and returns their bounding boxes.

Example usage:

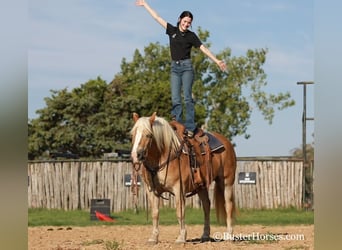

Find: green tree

[290,143,314,162]
[291,142,314,207]
[118,43,171,116]
[29,77,136,159]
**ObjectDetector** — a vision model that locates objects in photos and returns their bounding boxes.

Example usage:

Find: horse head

[130,112,182,166]
[130,112,157,164]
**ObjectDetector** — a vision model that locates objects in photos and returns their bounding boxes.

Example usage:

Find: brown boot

[194,127,204,137]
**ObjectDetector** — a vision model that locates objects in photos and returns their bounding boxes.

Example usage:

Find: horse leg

[146,190,160,244]
[197,188,211,241]
[175,191,187,243]
[224,183,235,234]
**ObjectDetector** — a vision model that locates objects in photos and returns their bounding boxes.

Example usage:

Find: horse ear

[133,112,139,123]
[149,112,157,125]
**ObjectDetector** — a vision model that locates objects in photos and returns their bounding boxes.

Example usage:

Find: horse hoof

[175,229,187,243]
[175,239,186,244]
[201,235,211,242]
[147,239,158,245]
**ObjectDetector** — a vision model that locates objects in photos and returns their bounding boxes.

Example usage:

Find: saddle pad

[205,132,224,152]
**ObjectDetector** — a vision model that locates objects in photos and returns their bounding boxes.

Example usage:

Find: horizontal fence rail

[28,158,304,212]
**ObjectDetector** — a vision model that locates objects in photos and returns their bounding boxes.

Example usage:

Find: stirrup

[184,129,194,138]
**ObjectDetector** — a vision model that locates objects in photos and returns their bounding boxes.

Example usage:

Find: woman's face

[179,16,192,32]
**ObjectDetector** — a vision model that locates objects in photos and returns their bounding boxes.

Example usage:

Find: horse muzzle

[131,148,147,164]
[137,148,147,161]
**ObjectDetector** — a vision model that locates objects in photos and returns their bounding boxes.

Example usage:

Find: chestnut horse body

[130,112,236,243]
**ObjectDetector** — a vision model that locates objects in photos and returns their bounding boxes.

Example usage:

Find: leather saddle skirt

[203,132,224,152]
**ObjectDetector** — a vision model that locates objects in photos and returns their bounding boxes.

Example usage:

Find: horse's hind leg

[146,190,160,244]
[224,183,234,234]
[197,188,211,241]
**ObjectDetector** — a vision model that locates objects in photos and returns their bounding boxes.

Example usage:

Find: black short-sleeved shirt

[166,23,202,61]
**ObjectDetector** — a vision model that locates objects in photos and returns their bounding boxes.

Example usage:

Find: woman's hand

[135,0,167,28]
[136,0,145,6]
[217,60,227,72]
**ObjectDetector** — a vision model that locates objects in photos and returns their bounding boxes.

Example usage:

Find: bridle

[132,133,153,172]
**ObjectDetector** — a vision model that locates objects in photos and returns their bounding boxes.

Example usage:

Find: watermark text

[213,232,305,241]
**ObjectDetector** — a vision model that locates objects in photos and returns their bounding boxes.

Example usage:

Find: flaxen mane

[131,116,180,155]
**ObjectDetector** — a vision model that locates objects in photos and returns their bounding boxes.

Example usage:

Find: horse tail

[214,181,237,225]
[214,181,227,224]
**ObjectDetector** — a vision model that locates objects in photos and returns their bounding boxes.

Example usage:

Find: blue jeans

[170,59,196,132]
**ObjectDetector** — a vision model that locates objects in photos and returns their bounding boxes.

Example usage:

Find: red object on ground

[95,211,115,222]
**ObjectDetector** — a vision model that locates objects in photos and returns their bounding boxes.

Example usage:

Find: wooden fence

[235,159,304,209]
[28,158,305,212]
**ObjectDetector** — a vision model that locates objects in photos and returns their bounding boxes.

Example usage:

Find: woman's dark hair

[177,11,193,27]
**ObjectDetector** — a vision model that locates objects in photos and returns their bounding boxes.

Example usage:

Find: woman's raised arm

[200,45,227,72]
[136,0,167,29]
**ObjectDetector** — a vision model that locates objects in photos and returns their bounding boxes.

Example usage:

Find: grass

[28,207,313,227]
[236,207,313,225]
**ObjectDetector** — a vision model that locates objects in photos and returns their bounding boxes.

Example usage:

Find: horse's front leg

[175,189,187,243]
[197,188,211,241]
[146,190,160,244]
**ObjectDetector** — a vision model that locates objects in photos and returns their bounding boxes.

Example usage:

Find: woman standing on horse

[136,0,227,138]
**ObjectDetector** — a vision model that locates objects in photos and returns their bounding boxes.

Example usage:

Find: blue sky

[29,0,314,157]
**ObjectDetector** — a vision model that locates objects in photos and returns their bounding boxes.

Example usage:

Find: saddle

[169,120,224,196]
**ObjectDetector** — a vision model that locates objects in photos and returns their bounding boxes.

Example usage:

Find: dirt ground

[28,224,313,250]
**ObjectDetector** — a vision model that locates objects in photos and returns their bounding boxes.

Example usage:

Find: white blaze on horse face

[131,130,142,163]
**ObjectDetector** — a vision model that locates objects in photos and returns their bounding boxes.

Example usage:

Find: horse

[130,112,236,244]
